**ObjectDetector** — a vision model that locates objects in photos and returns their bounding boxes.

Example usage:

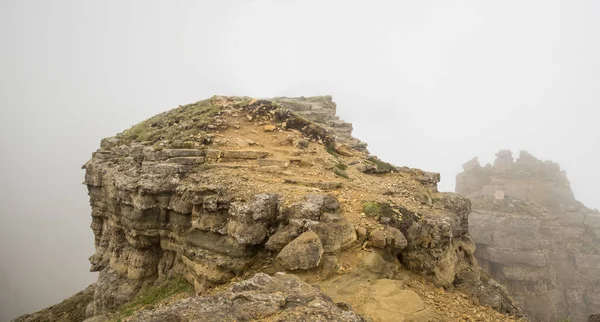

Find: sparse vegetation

[326,145,338,156]
[367,157,397,172]
[333,167,349,178]
[334,162,348,170]
[362,201,393,218]
[117,98,221,144]
[363,201,382,217]
[113,276,193,321]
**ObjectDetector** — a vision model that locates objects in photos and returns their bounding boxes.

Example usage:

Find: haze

[1,0,599,320]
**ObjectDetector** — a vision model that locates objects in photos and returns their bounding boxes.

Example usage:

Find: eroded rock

[276,231,324,270]
[127,273,366,322]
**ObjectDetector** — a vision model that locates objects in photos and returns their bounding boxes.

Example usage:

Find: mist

[1,0,599,319]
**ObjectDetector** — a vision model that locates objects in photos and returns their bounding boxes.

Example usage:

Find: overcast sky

[1,0,599,319]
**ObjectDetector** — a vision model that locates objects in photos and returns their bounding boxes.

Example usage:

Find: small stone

[356,226,367,241]
[370,230,386,248]
[293,139,309,149]
[264,124,277,132]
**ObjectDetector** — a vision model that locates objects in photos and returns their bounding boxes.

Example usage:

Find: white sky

[1,0,599,318]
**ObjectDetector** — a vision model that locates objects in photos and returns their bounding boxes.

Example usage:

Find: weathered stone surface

[356,226,367,242]
[222,150,269,159]
[312,213,357,253]
[323,273,435,322]
[256,158,290,167]
[264,222,302,252]
[127,273,366,322]
[227,194,280,245]
[457,150,600,322]
[276,231,324,270]
[369,230,386,248]
[384,226,407,250]
[283,178,342,190]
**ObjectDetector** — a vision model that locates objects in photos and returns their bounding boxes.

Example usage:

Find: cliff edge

[17,96,523,322]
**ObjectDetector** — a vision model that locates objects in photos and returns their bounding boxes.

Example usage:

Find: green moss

[363,201,395,218]
[113,276,193,321]
[363,201,382,217]
[117,98,221,144]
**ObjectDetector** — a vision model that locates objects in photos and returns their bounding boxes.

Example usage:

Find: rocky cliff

[456,150,600,322]
[17,96,523,322]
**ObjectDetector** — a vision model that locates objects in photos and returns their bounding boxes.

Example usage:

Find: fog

[1,0,599,319]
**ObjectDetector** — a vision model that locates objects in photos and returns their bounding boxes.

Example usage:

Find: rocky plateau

[15,96,526,322]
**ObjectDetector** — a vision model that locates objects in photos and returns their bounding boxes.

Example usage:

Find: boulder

[369,230,386,248]
[276,231,324,270]
[313,213,357,253]
[384,226,407,250]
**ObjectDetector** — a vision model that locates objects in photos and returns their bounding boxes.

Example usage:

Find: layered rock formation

[16,96,524,321]
[457,150,600,322]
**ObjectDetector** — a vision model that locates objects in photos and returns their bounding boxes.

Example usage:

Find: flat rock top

[126,272,365,322]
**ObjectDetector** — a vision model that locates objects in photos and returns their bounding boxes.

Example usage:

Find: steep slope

[456,150,600,322]
[17,96,523,322]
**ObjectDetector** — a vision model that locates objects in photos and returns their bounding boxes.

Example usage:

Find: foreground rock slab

[126,272,366,322]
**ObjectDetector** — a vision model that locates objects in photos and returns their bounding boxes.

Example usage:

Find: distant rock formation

[456,150,600,322]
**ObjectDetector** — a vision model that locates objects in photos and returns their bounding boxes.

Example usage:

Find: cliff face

[456,150,600,322]
[17,96,523,321]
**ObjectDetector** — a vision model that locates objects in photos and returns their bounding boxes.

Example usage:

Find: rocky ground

[16,96,525,322]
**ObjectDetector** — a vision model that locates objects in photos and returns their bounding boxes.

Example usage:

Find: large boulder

[276,231,324,270]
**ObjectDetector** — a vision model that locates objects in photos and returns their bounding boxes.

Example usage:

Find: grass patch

[117,98,222,144]
[326,145,338,156]
[367,157,397,172]
[333,167,349,179]
[113,276,193,321]
[334,162,348,170]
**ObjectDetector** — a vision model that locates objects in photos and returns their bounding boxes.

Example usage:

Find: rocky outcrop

[126,272,366,322]
[17,96,525,321]
[81,97,369,316]
[456,150,600,322]
[272,96,368,153]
